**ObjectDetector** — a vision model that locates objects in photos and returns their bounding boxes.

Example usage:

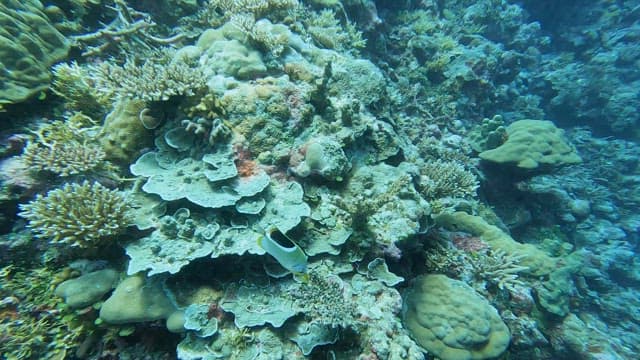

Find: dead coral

[72,0,185,57]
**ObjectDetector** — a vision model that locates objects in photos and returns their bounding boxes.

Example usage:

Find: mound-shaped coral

[0,0,69,105]
[479,119,581,170]
[403,274,511,360]
[18,181,130,248]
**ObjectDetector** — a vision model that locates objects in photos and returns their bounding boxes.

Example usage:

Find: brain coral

[402,274,510,360]
[19,181,130,248]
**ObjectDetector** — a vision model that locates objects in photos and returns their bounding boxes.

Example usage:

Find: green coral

[18,181,130,249]
[479,119,582,170]
[0,0,69,105]
[403,274,511,360]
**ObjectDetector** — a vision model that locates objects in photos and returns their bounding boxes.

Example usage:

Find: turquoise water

[0,1,638,359]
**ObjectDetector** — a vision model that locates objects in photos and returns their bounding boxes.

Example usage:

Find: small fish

[257,226,308,281]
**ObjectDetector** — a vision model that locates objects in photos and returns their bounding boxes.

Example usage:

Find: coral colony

[1,1,639,359]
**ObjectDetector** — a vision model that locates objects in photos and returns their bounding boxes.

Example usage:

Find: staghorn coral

[91,47,206,102]
[471,248,529,293]
[51,62,107,116]
[18,181,130,249]
[418,159,479,200]
[21,142,107,177]
[20,118,112,177]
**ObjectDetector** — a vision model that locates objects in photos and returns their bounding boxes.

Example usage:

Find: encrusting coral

[18,181,130,249]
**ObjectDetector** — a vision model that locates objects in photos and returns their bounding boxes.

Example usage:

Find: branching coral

[72,0,185,57]
[229,14,290,56]
[0,265,92,359]
[418,159,478,200]
[426,231,529,294]
[91,47,207,102]
[471,249,529,292]
[208,0,299,19]
[21,141,107,177]
[18,181,131,249]
[305,9,366,53]
[182,117,232,145]
[20,119,112,177]
[51,62,107,116]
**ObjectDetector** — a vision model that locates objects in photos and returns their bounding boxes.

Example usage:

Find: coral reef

[479,119,581,171]
[417,159,478,200]
[92,47,207,102]
[2,0,640,359]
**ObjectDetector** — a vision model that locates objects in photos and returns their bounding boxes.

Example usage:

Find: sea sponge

[18,181,130,248]
[403,274,511,360]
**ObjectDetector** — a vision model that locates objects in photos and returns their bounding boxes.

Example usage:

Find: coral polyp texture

[21,141,107,177]
[0,0,69,104]
[403,274,511,360]
[18,181,130,248]
[2,0,640,359]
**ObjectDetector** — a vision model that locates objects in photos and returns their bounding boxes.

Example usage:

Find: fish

[257,226,309,282]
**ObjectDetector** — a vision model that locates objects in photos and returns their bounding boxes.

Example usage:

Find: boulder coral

[0,0,69,105]
[403,274,511,360]
[479,119,581,171]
